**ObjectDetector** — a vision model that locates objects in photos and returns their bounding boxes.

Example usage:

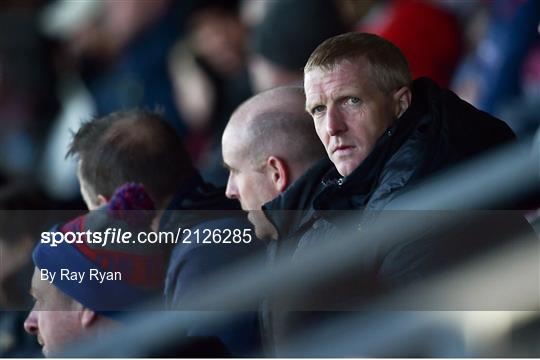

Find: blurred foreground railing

[60,132,540,357]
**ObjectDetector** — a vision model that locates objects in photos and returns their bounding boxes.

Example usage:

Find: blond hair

[304,32,412,93]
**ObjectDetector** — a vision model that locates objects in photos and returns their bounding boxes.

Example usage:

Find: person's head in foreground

[222,86,325,239]
[24,184,161,357]
[23,269,118,357]
[68,108,196,211]
[303,32,413,177]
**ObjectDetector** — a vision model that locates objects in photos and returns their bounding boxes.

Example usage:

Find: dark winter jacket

[161,174,264,356]
[265,77,519,271]
[261,77,534,355]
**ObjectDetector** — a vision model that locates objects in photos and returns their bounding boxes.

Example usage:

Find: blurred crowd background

[0,0,539,208]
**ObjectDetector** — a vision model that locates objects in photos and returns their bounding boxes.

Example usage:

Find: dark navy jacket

[160,174,263,356]
[265,77,520,277]
[261,77,534,356]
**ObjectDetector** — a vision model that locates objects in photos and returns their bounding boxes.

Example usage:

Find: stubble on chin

[248,211,276,240]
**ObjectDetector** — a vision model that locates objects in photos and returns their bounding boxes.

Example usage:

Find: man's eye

[312,105,325,115]
[346,97,360,104]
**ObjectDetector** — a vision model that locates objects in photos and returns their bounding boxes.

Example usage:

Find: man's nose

[326,106,347,136]
[24,310,38,335]
[225,176,238,200]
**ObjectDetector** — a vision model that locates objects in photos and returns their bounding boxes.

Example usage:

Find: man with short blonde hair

[261,32,525,356]
[304,32,412,94]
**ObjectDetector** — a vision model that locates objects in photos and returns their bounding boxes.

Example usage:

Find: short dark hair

[304,32,412,93]
[68,109,195,205]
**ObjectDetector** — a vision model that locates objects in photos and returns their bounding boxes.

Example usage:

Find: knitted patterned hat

[32,183,165,314]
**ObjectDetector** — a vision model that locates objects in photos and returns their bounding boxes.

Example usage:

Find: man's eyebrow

[305,99,320,113]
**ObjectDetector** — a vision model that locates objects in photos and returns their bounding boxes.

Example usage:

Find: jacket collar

[258,76,516,236]
[159,173,241,231]
[262,157,333,239]
[262,79,433,236]
[313,85,426,211]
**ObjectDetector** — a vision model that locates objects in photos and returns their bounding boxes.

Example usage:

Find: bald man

[222,86,325,239]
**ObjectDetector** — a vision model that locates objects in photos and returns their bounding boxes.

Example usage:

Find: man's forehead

[223,116,248,143]
[31,267,77,309]
[304,72,359,105]
[222,125,248,162]
[305,61,373,97]
[31,267,47,295]
[305,59,366,82]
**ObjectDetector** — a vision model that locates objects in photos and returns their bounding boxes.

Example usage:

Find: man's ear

[393,86,412,118]
[97,194,108,207]
[266,156,289,193]
[80,307,98,329]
